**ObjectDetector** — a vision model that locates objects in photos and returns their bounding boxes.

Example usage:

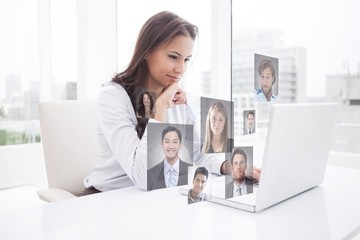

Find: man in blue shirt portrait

[254,57,277,103]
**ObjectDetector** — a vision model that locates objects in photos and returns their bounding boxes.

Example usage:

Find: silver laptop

[181,103,338,212]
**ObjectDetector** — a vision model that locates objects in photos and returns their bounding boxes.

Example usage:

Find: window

[232,0,360,154]
[49,0,78,100]
[1,0,116,146]
[0,0,40,146]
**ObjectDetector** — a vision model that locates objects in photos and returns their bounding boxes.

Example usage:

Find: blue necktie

[236,187,242,196]
[168,167,177,187]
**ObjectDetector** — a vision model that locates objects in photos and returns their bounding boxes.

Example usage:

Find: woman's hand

[158,83,187,108]
[153,83,187,122]
[172,88,187,105]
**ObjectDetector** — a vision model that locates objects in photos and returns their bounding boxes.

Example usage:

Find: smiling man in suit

[147,125,191,190]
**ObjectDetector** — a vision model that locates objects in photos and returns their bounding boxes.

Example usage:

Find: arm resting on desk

[37,188,76,203]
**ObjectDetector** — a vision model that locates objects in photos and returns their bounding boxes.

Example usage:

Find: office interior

[1,0,360,239]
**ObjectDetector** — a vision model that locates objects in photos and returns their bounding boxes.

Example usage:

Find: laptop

[181,103,338,212]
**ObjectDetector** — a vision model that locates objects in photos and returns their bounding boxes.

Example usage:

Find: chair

[37,101,99,202]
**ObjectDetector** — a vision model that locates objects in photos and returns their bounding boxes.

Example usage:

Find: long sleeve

[97,84,147,190]
[84,83,148,191]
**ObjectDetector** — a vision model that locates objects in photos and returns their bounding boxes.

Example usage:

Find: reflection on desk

[0,166,359,240]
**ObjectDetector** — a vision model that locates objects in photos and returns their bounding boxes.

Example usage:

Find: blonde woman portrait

[201,99,232,154]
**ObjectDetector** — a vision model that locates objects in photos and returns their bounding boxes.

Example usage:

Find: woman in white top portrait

[84,11,260,192]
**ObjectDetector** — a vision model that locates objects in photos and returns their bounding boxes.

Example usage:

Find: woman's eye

[185,58,191,62]
[168,55,177,60]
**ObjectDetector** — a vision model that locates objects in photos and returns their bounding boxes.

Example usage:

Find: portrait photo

[225,146,254,199]
[136,90,156,119]
[200,96,234,154]
[243,110,256,135]
[187,166,212,204]
[147,122,193,191]
[254,53,279,103]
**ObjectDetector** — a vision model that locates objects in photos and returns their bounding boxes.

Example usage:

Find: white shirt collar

[233,180,248,196]
[164,158,180,173]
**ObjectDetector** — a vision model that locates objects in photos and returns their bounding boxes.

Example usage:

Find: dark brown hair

[193,167,208,181]
[161,125,182,143]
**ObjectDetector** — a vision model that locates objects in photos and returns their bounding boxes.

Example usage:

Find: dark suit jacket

[225,177,253,199]
[147,159,191,190]
[244,128,255,135]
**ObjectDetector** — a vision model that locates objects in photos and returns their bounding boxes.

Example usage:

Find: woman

[202,102,230,153]
[84,11,230,192]
[137,91,155,119]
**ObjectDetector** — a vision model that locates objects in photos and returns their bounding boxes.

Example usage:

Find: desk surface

[0,166,359,240]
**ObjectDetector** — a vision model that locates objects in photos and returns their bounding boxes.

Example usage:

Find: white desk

[0,166,359,240]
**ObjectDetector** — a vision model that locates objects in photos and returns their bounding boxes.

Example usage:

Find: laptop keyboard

[229,188,258,206]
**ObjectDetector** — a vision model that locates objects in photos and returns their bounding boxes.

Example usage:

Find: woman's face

[143,93,151,107]
[146,35,194,91]
[210,108,226,136]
